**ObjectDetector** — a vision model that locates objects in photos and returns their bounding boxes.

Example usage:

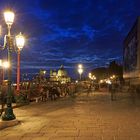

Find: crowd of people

[0,79,125,116]
[0,81,79,115]
[31,82,77,101]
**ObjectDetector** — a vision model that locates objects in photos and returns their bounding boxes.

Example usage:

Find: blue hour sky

[0,0,140,78]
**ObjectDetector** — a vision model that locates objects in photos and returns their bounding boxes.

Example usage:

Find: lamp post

[78,64,83,80]
[0,59,3,84]
[0,10,24,121]
[16,33,25,92]
[2,11,16,121]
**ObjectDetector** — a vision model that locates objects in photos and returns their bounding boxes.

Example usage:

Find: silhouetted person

[109,83,117,101]
[87,83,92,96]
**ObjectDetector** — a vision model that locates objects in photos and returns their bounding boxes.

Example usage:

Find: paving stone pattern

[0,91,140,140]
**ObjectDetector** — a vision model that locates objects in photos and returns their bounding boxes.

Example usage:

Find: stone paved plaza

[0,91,140,140]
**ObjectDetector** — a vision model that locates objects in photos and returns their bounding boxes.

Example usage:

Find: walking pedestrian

[109,83,117,101]
[87,83,92,96]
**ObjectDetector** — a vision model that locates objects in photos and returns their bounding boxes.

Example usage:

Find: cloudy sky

[0,0,140,78]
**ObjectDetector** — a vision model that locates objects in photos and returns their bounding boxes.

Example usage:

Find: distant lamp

[78,66,83,80]
[94,77,96,80]
[43,71,46,74]
[78,64,83,69]
[100,80,103,83]
[112,75,116,78]
[93,75,96,80]
[4,11,15,25]
[110,75,116,80]
[88,73,92,78]
[106,79,111,84]
[78,68,83,75]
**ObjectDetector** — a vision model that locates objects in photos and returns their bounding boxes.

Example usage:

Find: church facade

[50,65,71,83]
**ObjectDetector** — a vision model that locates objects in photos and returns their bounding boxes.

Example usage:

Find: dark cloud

[0,0,140,78]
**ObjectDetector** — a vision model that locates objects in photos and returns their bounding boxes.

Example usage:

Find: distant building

[50,65,71,83]
[50,69,57,81]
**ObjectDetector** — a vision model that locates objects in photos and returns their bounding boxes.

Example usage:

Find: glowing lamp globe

[3,61,10,69]
[4,11,15,25]
[16,32,25,50]
[78,68,83,74]
[78,64,83,69]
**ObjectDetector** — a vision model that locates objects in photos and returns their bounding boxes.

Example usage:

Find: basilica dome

[57,65,67,77]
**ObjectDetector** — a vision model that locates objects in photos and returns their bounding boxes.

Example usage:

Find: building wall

[123,17,140,79]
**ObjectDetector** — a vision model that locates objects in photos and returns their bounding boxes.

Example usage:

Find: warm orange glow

[100,80,103,83]
[112,75,116,78]
[2,61,10,68]
[89,73,92,78]
[93,76,96,80]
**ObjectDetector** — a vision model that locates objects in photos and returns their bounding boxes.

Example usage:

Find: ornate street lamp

[16,32,25,92]
[1,10,15,120]
[0,10,24,121]
[78,64,83,80]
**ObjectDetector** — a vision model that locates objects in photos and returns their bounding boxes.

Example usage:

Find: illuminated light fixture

[0,10,25,121]
[78,68,83,75]
[78,64,83,69]
[88,73,92,78]
[2,61,10,68]
[4,11,15,25]
[16,32,25,92]
[112,75,116,78]
[100,80,103,83]
[78,64,83,80]
[16,32,25,50]
[106,79,111,84]
[93,76,96,80]
[43,71,46,74]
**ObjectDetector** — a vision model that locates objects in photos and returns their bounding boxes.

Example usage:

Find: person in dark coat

[109,83,117,101]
